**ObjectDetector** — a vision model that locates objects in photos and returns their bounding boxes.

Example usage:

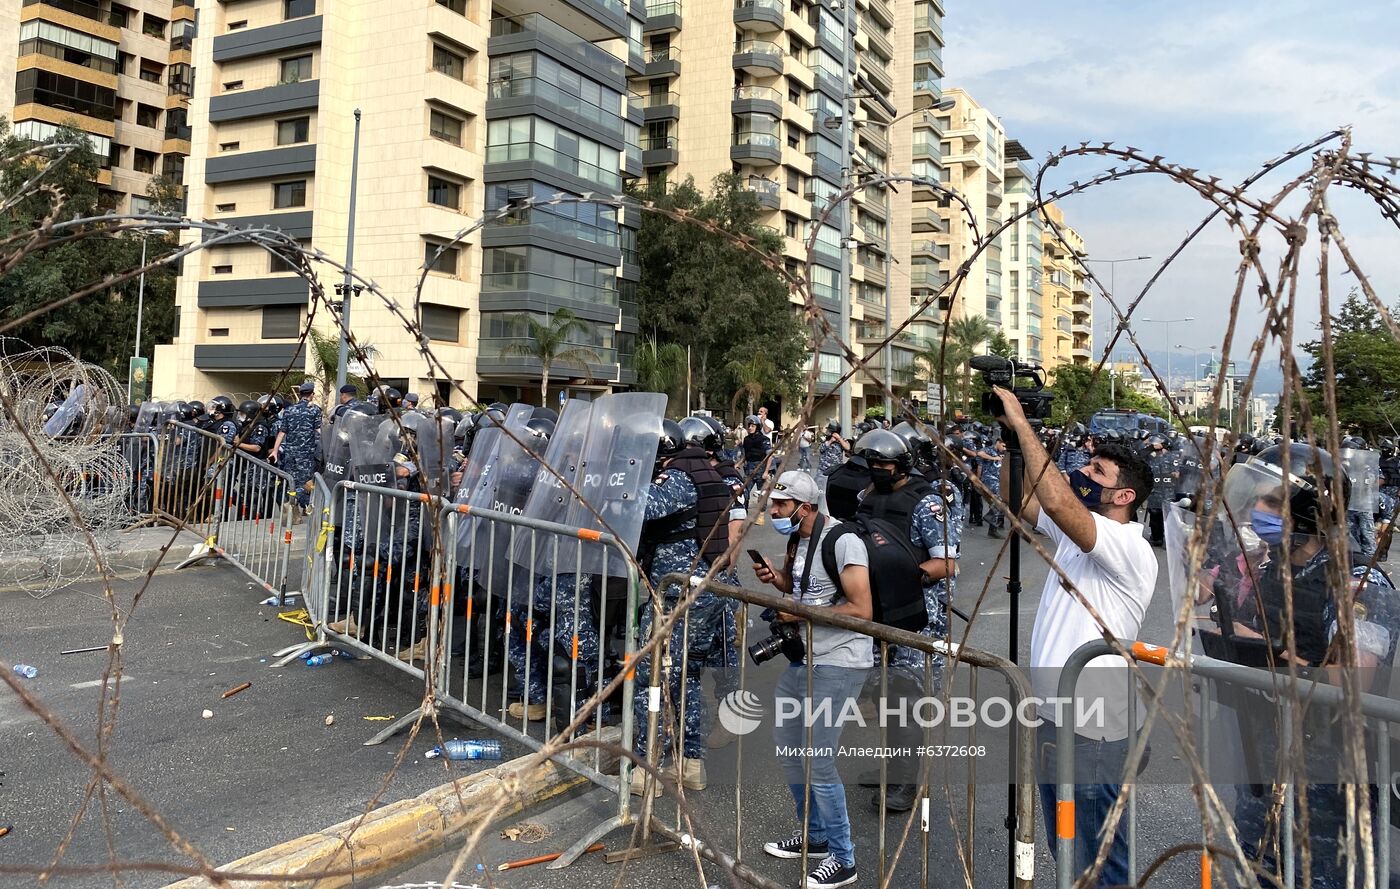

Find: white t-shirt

[1030,509,1157,741]
[789,525,874,669]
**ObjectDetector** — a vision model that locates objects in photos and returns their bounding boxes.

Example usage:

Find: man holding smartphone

[752,471,873,889]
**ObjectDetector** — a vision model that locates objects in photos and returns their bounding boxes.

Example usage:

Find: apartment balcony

[733,38,783,75]
[734,0,783,32]
[644,46,680,77]
[732,84,781,118]
[914,43,944,76]
[911,206,943,232]
[807,152,842,183]
[641,90,680,121]
[731,131,781,165]
[1071,318,1092,335]
[641,134,677,166]
[910,267,948,293]
[861,16,893,60]
[479,339,619,382]
[868,0,894,28]
[642,0,681,34]
[943,150,979,169]
[1071,345,1092,362]
[740,174,780,209]
[860,54,893,93]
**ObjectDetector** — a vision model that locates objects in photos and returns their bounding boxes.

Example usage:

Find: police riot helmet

[487,402,509,413]
[438,407,462,425]
[1225,442,1350,536]
[187,400,205,419]
[1381,437,1397,456]
[889,420,934,470]
[678,416,722,453]
[257,394,279,416]
[174,401,194,422]
[522,416,555,454]
[530,406,559,424]
[1235,432,1255,452]
[658,419,686,461]
[236,399,260,421]
[1098,428,1123,443]
[854,428,913,475]
[209,395,234,417]
[480,407,506,428]
[1147,433,1168,449]
[1342,435,1368,450]
[825,420,841,435]
[453,413,476,439]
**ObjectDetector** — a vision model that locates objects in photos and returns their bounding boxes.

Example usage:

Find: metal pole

[882,198,893,421]
[836,0,854,436]
[1005,440,1024,889]
[335,108,363,392]
[129,235,148,403]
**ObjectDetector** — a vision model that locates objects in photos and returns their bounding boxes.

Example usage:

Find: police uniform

[506,573,603,709]
[1145,448,1176,546]
[279,397,324,508]
[977,447,1004,530]
[631,468,727,765]
[1057,443,1091,475]
[818,438,846,476]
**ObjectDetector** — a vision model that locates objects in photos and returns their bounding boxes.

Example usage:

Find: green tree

[0,120,178,377]
[498,308,603,406]
[1045,362,1162,427]
[633,337,686,403]
[1299,290,1400,438]
[726,352,780,418]
[947,315,995,411]
[635,173,807,412]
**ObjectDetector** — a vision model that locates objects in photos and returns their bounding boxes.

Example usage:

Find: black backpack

[807,514,929,632]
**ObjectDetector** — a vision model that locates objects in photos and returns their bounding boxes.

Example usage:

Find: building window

[427,175,462,210]
[786,168,800,194]
[14,69,117,121]
[215,203,236,212]
[784,217,798,238]
[261,306,301,339]
[269,243,307,273]
[219,141,240,152]
[133,149,157,174]
[280,54,312,84]
[18,21,120,75]
[141,14,166,39]
[273,180,307,208]
[277,117,309,145]
[424,240,460,276]
[135,103,160,129]
[212,264,233,274]
[432,44,465,80]
[429,109,463,145]
[436,0,467,14]
[209,327,230,337]
[284,0,316,20]
[421,305,462,342]
[139,60,162,83]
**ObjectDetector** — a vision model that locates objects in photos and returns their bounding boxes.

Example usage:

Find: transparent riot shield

[564,392,665,577]
[1342,447,1381,514]
[135,400,161,433]
[43,385,86,437]
[346,413,393,489]
[320,410,359,486]
[453,403,533,504]
[513,399,594,576]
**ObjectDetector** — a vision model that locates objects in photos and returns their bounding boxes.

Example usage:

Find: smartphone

[747,549,768,568]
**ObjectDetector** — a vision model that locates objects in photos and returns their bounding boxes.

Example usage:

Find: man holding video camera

[752,471,873,889]
[988,378,1155,889]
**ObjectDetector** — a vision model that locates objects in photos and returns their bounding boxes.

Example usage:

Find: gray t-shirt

[789,526,874,668]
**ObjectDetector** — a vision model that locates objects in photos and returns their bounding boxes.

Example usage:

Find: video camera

[970,355,1054,424]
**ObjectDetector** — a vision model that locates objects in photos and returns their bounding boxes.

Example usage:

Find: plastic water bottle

[13,664,38,679]
[426,739,501,761]
[304,654,333,667]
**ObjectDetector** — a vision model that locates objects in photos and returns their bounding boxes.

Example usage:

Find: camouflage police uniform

[1057,443,1091,475]
[977,447,1004,529]
[1230,554,1399,889]
[507,573,603,708]
[279,397,323,508]
[818,439,846,476]
[631,468,727,764]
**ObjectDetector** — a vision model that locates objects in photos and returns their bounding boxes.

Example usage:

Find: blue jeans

[1036,722,1132,889]
[774,663,869,867]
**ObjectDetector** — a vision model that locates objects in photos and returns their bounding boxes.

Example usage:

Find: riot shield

[320,409,360,485]
[43,385,86,437]
[135,400,161,432]
[1341,447,1381,514]
[346,412,394,489]
[564,392,665,577]
[513,399,594,576]
[453,403,534,504]
[453,403,534,571]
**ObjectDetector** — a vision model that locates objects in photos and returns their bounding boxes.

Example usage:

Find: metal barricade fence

[640,573,1037,889]
[198,446,299,602]
[1054,639,1400,889]
[151,420,228,542]
[115,432,159,521]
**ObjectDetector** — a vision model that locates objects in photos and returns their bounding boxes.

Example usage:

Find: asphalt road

[0,565,529,889]
[373,511,1270,889]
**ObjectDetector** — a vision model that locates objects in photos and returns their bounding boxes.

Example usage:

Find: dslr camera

[971,355,1054,424]
[748,607,806,666]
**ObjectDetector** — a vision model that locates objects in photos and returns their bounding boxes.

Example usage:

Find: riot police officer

[273,380,324,510]
[1144,433,1176,546]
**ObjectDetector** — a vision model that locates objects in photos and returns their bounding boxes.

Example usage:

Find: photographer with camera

[751,471,872,889]
[987,379,1155,889]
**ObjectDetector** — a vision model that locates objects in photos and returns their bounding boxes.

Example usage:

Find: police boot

[507,701,548,721]
[987,526,1002,539]
[681,757,707,791]
[629,767,662,798]
[878,783,918,813]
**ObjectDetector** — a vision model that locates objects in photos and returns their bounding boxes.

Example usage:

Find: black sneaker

[763,831,828,860]
[804,855,857,889]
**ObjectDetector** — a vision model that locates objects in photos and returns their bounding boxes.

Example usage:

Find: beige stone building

[1038,200,1092,368]
[155,0,645,404]
[0,0,193,214]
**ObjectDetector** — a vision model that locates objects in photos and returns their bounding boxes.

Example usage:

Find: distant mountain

[1103,348,1288,395]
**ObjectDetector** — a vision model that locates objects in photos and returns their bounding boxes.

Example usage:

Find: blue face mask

[771,505,804,535]
[1250,509,1286,545]
[1067,468,1105,507]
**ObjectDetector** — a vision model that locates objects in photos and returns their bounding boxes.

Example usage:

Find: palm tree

[727,352,779,418]
[948,314,995,411]
[634,337,686,401]
[307,328,377,408]
[498,308,604,405]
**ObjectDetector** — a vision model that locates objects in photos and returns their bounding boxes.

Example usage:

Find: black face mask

[869,467,898,494]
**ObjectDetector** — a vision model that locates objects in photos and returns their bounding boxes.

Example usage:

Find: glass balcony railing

[480,338,618,367]
[736,0,782,11]
[485,142,621,191]
[733,131,780,149]
[734,85,781,103]
[489,77,624,131]
[481,272,619,307]
[646,46,679,64]
[641,91,680,108]
[488,207,620,249]
[734,39,782,57]
[641,135,677,151]
[645,0,680,16]
[490,15,624,79]
[742,175,779,196]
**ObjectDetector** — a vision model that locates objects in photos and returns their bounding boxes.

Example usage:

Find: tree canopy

[0,120,177,377]
[1045,362,1163,427]
[634,173,807,413]
[1298,290,1400,438]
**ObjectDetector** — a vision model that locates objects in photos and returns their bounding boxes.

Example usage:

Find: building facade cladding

[2,0,191,214]
[1038,200,1091,368]
[623,0,916,418]
[479,0,638,400]
[156,0,492,402]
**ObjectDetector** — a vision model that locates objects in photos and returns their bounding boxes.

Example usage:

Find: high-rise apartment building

[155,0,644,404]
[1,0,193,214]
[1000,139,1044,362]
[629,0,933,417]
[1039,200,1091,368]
[916,86,1003,344]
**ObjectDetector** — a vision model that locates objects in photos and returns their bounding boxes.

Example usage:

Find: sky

[944,0,1400,392]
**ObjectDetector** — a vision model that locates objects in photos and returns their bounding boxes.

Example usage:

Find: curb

[163,727,620,889]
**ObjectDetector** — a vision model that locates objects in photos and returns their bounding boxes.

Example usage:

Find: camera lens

[747,634,785,666]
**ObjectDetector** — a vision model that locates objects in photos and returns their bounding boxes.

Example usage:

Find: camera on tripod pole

[970,355,1054,427]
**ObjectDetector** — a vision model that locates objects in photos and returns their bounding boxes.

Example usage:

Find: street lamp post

[129,227,171,403]
[1082,255,1151,364]
[1140,316,1193,404]
[335,108,363,393]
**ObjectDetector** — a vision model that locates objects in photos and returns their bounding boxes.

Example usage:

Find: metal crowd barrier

[276,481,644,870]
[1054,639,1400,889]
[643,573,1038,889]
[115,431,159,520]
[151,420,228,542]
